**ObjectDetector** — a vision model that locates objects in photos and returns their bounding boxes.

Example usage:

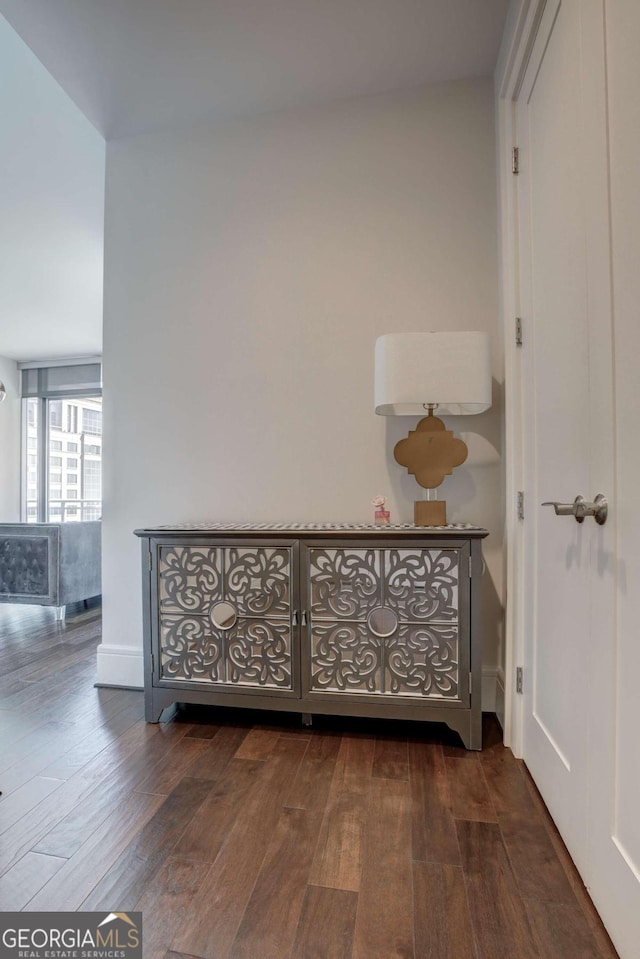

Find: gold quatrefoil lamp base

[393,412,468,526]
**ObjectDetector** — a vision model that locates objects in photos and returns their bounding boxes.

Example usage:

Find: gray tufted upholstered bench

[0,522,101,620]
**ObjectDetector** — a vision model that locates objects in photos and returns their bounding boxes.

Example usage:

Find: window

[66,405,78,433]
[82,408,102,435]
[49,401,62,429]
[83,459,102,499]
[21,377,102,522]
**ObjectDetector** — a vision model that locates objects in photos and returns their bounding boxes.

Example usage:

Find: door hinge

[151,652,155,672]
[468,555,473,578]
[517,491,525,521]
[515,316,523,346]
[469,672,473,696]
[148,550,153,572]
[512,146,520,175]
[516,666,523,694]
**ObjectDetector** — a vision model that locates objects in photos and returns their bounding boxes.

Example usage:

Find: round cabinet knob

[367,606,399,638]
[210,601,237,630]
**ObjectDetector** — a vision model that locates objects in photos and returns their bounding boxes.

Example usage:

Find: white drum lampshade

[374,332,492,416]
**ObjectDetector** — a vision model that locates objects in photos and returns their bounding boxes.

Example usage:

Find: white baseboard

[481,666,498,713]
[96,643,143,689]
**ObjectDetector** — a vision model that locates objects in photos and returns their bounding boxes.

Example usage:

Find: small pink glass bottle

[372,495,390,526]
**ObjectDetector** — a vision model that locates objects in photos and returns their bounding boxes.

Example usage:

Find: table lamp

[374,332,492,526]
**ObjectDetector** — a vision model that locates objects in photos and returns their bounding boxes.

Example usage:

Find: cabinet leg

[145,689,169,723]
[301,713,313,727]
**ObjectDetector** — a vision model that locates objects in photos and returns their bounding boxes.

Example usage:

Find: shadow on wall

[382,376,505,692]
[382,377,503,519]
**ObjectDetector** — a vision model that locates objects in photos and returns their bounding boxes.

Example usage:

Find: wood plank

[38,699,145,781]
[27,790,166,910]
[233,726,282,760]
[525,900,609,959]
[183,723,222,741]
[135,858,211,959]
[408,740,460,865]
[372,735,409,781]
[456,819,540,959]
[0,852,66,911]
[0,723,163,873]
[81,777,214,911]
[353,778,413,959]
[285,732,341,812]
[498,807,577,904]
[229,807,322,959]
[0,776,65,833]
[135,737,210,795]
[445,757,497,823]
[481,747,579,903]
[413,861,477,959]
[183,725,250,781]
[522,768,620,959]
[170,758,263,863]
[32,722,190,859]
[0,696,144,794]
[170,738,308,959]
[308,734,375,892]
[289,885,358,959]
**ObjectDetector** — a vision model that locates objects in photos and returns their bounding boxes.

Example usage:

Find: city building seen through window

[25,396,102,522]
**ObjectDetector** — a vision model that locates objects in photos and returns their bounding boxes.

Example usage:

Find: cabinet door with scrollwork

[382,548,464,701]
[156,542,296,693]
[305,544,467,703]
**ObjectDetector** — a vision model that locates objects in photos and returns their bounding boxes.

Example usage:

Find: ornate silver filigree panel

[310,623,382,693]
[227,620,292,688]
[385,549,459,622]
[160,614,225,683]
[385,624,459,698]
[225,548,290,617]
[309,549,381,619]
[307,547,461,700]
[157,545,292,689]
[159,547,221,613]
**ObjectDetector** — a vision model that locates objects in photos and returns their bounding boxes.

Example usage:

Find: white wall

[0,14,104,362]
[99,79,502,691]
[0,355,20,521]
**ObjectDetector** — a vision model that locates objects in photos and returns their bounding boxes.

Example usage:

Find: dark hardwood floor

[0,603,618,958]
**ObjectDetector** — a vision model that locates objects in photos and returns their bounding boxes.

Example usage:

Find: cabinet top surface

[134,521,488,538]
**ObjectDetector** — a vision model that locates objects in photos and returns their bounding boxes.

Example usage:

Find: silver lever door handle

[541,494,608,525]
[542,499,578,517]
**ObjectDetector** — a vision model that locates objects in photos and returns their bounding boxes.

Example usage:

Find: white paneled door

[515,1,640,955]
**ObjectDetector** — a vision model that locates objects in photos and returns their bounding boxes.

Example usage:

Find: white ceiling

[0,0,509,139]
[0,0,508,363]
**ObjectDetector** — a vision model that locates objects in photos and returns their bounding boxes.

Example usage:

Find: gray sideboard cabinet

[135,523,489,749]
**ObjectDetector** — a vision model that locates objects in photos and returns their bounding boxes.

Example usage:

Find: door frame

[495,0,548,756]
